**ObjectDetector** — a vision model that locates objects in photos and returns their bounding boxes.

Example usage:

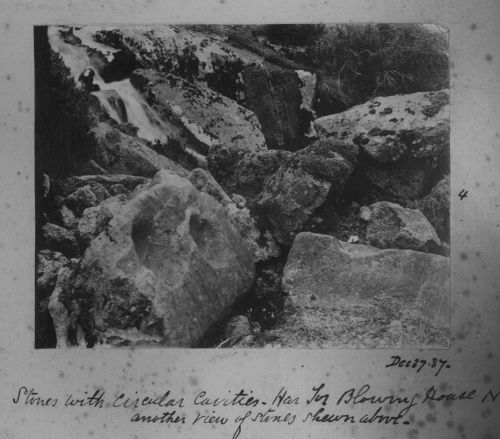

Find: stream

[47,25,170,143]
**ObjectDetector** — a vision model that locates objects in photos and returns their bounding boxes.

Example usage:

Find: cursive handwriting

[423,385,476,403]
[10,382,500,439]
[12,386,58,407]
[385,355,451,377]
[130,410,186,424]
[194,389,260,407]
[113,390,184,409]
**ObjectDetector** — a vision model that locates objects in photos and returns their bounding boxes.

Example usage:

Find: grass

[256,24,449,113]
[294,23,448,98]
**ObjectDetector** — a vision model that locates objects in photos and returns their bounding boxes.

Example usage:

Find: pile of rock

[220,91,450,348]
[37,25,450,349]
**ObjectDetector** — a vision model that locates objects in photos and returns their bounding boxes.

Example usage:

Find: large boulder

[88,47,139,83]
[241,63,315,149]
[91,122,188,178]
[55,26,138,84]
[314,90,449,163]
[54,170,255,347]
[359,163,431,204]
[363,201,442,254]
[130,69,267,159]
[258,139,357,245]
[313,74,351,117]
[93,25,251,85]
[187,168,278,261]
[188,168,278,261]
[265,295,449,349]
[210,148,293,201]
[93,26,316,148]
[268,232,449,348]
[314,90,450,202]
[284,233,449,323]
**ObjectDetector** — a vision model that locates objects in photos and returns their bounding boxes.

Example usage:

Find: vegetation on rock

[268,24,449,108]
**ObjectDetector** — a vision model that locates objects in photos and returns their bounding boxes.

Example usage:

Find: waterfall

[47,26,170,143]
[99,79,169,141]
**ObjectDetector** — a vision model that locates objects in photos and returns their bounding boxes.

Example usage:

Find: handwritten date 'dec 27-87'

[385,356,451,376]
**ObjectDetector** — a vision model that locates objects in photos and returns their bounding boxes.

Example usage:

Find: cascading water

[98,79,168,141]
[47,25,170,143]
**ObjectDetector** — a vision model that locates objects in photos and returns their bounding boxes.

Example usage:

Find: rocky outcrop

[264,295,449,348]
[78,67,100,92]
[51,170,254,347]
[93,26,316,148]
[209,148,293,201]
[259,166,329,245]
[258,139,357,244]
[94,25,249,83]
[314,90,449,163]
[241,63,313,148]
[130,69,267,158]
[189,168,279,262]
[362,201,442,254]
[91,122,188,177]
[39,25,451,350]
[283,233,449,324]
[88,47,139,83]
[313,74,351,117]
[267,232,449,347]
[314,90,450,202]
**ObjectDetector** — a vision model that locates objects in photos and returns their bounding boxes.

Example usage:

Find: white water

[99,79,169,141]
[47,26,170,142]
[91,91,123,123]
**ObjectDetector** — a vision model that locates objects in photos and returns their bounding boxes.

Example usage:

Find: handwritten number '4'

[458,189,468,200]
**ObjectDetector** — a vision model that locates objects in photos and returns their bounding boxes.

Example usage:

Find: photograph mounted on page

[34,23,450,348]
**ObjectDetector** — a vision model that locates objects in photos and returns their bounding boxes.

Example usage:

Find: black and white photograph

[3,0,500,437]
[34,23,450,349]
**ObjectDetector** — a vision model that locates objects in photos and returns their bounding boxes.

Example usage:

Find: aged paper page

[0,0,499,438]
